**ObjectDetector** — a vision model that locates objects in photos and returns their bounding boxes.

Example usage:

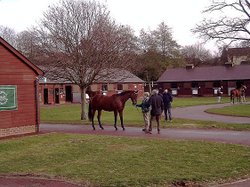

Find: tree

[152,22,180,58]
[136,22,183,91]
[36,0,136,120]
[193,0,250,45]
[15,30,48,65]
[181,43,213,66]
[0,25,17,47]
[138,22,180,57]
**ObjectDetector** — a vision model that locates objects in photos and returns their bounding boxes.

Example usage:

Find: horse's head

[130,90,138,105]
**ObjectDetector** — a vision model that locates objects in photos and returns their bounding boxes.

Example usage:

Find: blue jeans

[164,107,172,121]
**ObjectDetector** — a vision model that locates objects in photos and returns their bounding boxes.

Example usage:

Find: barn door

[55,88,60,104]
[65,86,72,102]
[44,88,48,104]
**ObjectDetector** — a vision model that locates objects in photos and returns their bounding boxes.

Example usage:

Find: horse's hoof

[122,128,125,131]
[101,127,104,130]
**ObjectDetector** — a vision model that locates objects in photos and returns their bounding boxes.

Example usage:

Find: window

[213,81,221,88]
[102,84,108,91]
[171,83,177,88]
[191,82,198,88]
[117,84,123,91]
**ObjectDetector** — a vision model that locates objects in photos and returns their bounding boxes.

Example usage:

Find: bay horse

[88,90,138,130]
[86,90,101,99]
[230,88,240,104]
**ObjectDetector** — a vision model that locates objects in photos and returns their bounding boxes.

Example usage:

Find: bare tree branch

[193,0,250,45]
[35,0,137,120]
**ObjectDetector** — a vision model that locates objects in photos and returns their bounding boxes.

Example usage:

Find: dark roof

[0,37,43,76]
[39,67,144,84]
[157,65,250,82]
[39,77,71,84]
[227,47,250,57]
[98,69,144,83]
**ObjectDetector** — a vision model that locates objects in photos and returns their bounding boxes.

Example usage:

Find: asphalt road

[172,102,250,124]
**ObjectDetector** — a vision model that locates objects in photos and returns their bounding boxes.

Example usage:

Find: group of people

[136,88,173,134]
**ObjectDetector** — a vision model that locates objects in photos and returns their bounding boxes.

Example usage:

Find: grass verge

[0,133,250,186]
[206,104,250,118]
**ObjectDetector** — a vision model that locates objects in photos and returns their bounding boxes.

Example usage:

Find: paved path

[172,102,250,124]
[0,176,80,187]
[40,123,250,146]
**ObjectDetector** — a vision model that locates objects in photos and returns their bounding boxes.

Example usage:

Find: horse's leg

[119,111,125,131]
[231,93,235,104]
[91,109,96,130]
[97,110,104,130]
[113,111,118,130]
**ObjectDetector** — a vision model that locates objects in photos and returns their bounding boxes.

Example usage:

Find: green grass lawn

[0,133,250,186]
[41,97,250,131]
[172,96,228,108]
[206,104,250,117]
[41,96,225,123]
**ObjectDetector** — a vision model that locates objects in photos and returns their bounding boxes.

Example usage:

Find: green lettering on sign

[0,86,17,111]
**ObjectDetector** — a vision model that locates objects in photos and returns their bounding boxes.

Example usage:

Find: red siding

[0,44,37,129]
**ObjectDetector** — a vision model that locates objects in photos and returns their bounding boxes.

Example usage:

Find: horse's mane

[116,90,134,96]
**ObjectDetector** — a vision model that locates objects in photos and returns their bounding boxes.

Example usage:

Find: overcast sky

[0,0,217,50]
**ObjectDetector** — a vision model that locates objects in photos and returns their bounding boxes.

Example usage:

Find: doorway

[65,86,72,102]
[55,88,60,104]
[44,88,48,104]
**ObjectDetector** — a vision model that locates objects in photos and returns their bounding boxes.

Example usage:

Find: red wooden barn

[157,64,250,97]
[0,37,43,138]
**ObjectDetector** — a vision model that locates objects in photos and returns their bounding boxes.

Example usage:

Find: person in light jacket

[136,92,150,133]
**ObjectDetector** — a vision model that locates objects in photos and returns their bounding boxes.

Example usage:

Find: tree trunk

[146,72,152,93]
[80,86,87,120]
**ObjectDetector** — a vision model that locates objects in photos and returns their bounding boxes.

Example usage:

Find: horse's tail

[88,101,93,121]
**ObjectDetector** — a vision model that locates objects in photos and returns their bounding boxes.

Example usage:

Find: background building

[157,64,250,97]
[39,69,144,105]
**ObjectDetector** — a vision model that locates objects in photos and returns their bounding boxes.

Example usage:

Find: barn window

[213,81,221,87]
[102,84,108,91]
[117,84,123,91]
[171,83,177,88]
[191,82,199,88]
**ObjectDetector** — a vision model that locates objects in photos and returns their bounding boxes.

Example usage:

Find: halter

[130,90,138,105]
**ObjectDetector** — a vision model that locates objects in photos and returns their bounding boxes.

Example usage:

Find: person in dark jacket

[148,89,164,134]
[136,92,150,133]
[162,89,173,122]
